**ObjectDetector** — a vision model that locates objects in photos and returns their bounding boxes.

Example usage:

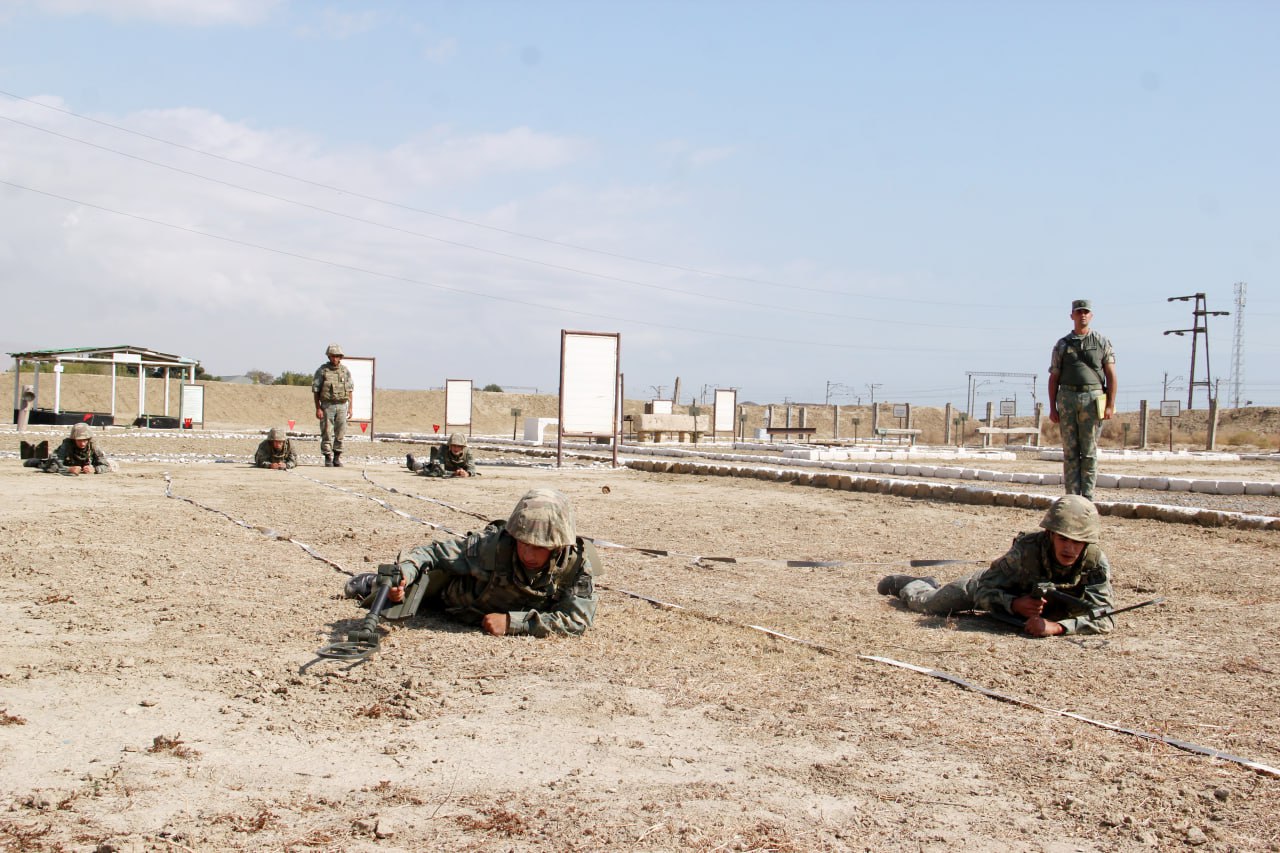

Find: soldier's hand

[1048,410,1060,424]
[315,407,323,419]
[1011,595,1045,618]
[387,579,407,603]
[454,469,470,478]
[1023,616,1065,638]
[480,613,509,636]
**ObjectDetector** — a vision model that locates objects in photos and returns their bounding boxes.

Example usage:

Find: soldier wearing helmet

[406,432,478,478]
[25,422,112,474]
[311,343,353,467]
[876,495,1115,636]
[344,488,599,637]
[253,426,298,470]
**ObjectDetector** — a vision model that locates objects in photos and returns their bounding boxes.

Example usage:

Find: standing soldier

[312,343,353,467]
[1048,299,1116,500]
[254,426,298,470]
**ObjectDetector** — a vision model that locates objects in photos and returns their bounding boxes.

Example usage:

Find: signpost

[1160,399,1181,452]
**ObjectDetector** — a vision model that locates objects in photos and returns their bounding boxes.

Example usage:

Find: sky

[0,0,1276,413]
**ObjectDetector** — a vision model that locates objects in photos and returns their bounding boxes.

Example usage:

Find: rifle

[988,586,1165,633]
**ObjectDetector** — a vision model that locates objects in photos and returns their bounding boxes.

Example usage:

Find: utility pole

[1164,293,1229,409]
[1230,282,1247,409]
[865,383,882,410]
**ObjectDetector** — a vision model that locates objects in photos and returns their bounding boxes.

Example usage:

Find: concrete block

[1116,475,1141,489]
[1189,480,1219,494]
[1243,482,1273,496]
[1138,477,1168,490]
[1166,478,1192,492]
[1096,474,1119,488]
[1216,481,1245,495]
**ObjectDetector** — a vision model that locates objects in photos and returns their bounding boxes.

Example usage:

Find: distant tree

[481,383,503,392]
[194,365,220,381]
[245,369,275,386]
[273,371,313,387]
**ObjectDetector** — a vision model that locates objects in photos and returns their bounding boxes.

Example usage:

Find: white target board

[559,330,620,466]
[179,384,205,428]
[344,356,376,434]
[445,379,473,432]
[713,389,737,434]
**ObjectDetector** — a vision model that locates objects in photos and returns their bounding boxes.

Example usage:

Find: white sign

[344,357,376,423]
[1160,400,1181,418]
[560,331,620,435]
[179,384,204,427]
[892,404,908,418]
[713,389,737,433]
[445,379,472,430]
[999,399,1017,417]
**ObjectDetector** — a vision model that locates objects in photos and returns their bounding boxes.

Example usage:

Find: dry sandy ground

[1,432,1278,853]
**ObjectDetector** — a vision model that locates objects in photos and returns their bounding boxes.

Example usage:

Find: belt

[1058,384,1101,392]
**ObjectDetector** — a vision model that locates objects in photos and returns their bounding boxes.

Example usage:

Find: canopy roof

[9,345,198,367]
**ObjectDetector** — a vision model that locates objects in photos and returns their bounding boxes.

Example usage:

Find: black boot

[324,454,333,467]
[877,575,939,596]
[406,453,418,471]
[332,452,343,468]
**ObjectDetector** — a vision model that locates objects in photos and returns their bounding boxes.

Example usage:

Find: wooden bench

[874,427,922,445]
[976,426,1041,447]
[765,426,817,442]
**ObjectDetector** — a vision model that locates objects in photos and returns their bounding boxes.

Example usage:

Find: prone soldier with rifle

[877,495,1159,637]
[322,488,599,659]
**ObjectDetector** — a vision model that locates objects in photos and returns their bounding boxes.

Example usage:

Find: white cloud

[293,6,377,40]
[422,36,457,64]
[24,0,281,26]
[387,126,592,186]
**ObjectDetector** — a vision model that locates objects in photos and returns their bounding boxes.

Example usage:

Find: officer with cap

[344,488,599,637]
[876,495,1115,636]
[1048,299,1117,500]
[406,432,478,478]
[312,343,353,467]
[253,426,298,470]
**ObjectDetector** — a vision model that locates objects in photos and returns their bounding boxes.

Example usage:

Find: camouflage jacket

[312,362,353,404]
[973,530,1115,634]
[51,436,109,471]
[253,439,298,469]
[394,521,599,637]
[418,445,477,476]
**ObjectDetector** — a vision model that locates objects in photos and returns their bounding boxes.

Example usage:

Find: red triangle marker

[360,423,368,433]
[433,424,440,433]
[82,413,93,422]
[287,419,295,429]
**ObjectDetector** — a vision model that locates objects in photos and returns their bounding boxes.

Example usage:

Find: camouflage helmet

[506,488,576,549]
[268,426,288,441]
[70,422,91,440]
[1039,495,1101,544]
[325,343,344,357]
[448,432,468,448]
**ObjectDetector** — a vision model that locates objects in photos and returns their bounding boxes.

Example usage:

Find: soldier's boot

[344,572,376,600]
[324,454,333,467]
[406,453,418,471]
[332,452,343,468]
[877,575,939,596]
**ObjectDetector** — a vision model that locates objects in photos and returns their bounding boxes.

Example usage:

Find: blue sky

[1,0,1275,411]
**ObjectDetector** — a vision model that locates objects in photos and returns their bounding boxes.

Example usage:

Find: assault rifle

[987,583,1165,633]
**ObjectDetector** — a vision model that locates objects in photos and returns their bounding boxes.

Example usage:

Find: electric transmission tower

[1164,293,1229,409]
[1230,282,1247,409]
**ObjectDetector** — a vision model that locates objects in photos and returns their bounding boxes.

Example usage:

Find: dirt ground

[1,429,1278,853]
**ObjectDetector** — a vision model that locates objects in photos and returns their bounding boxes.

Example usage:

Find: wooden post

[1138,400,1149,449]
[943,403,953,445]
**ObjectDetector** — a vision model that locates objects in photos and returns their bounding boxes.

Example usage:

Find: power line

[0,88,1062,311]
[1,177,1003,355]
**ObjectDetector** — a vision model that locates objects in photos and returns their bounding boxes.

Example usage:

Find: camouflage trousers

[319,402,348,455]
[899,573,982,615]
[1057,389,1104,500]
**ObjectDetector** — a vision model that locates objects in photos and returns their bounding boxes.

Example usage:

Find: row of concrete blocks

[625,459,1280,532]
[776,447,1018,462]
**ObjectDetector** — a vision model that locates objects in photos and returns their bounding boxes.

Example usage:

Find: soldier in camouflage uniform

[1048,299,1117,501]
[254,426,298,470]
[24,422,111,474]
[877,496,1115,636]
[345,488,599,637]
[406,432,478,478]
[312,343,353,467]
